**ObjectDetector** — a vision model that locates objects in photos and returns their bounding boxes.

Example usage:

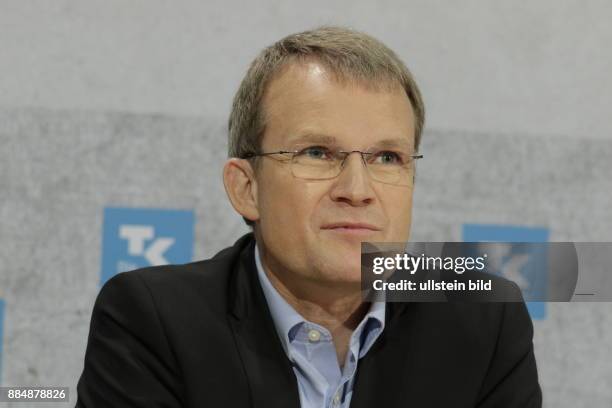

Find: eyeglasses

[243,145,423,186]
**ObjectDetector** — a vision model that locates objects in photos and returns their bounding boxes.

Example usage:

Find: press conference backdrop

[1,2,612,407]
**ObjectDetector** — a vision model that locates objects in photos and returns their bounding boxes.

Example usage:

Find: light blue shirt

[255,244,386,408]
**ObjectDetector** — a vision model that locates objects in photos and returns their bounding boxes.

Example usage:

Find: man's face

[254,61,416,288]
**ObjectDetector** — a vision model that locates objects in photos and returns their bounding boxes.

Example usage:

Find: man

[76,26,541,407]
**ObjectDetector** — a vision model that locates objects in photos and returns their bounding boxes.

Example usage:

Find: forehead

[261,61,415,149]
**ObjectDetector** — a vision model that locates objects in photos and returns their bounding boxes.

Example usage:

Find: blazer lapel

[349,302,413,408]
[228,235,301,408]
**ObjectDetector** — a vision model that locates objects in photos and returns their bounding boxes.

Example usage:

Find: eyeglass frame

[242,148,423,186]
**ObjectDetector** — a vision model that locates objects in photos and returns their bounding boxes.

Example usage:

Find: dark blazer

[76,233,542,407]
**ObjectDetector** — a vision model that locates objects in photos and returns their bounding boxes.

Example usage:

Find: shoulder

[97,232,255,318]
[390,272,532,348]
[446,272,532,339]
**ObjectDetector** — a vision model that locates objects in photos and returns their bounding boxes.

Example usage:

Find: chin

[315,248,362,282]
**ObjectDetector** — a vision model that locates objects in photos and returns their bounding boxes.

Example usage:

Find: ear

[223,158,260,223]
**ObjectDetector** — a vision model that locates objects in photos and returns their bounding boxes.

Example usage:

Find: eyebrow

[369,138,412,150]
[286,133,338,146]
[287,133,412,150]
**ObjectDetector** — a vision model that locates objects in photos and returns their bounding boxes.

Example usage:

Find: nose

[329,152,376,206]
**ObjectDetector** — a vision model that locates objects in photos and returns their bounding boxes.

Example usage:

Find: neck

[257,241,370,365]
[265,266,368,330]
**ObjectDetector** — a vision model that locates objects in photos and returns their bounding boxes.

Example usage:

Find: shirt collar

[254,242,386,357]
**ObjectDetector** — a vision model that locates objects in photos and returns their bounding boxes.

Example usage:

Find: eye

[373,150,403,165]
[299,146,333,160]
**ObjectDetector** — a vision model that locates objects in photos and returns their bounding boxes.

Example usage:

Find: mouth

[321,222,382,235]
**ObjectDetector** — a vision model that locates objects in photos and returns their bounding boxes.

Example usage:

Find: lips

[321,222,381,231]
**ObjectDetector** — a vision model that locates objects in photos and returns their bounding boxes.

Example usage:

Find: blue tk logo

[100,207,195,285]
[462,224,549,320]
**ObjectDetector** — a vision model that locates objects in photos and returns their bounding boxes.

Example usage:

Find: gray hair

[228,26,425,159]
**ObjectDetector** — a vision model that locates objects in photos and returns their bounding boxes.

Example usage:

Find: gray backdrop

[1,1,611,407]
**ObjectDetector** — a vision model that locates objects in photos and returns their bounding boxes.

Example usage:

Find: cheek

[384,189,414,238]
[258,172,326,231]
